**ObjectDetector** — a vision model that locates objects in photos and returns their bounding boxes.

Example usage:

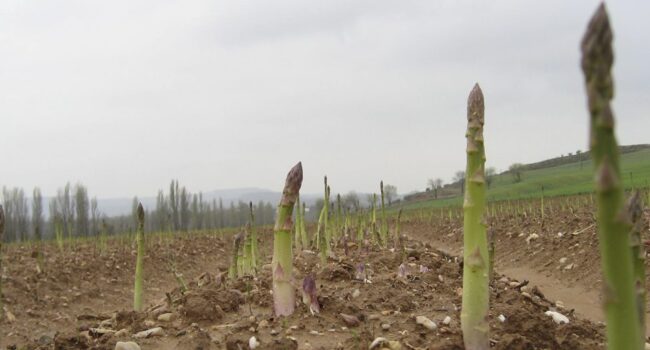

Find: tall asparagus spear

[249,201,258,272]
[460,84,489,350]
[272,162,303,316]
[581,5,642,349]
[133,203,145,312]
[380,181,388,245]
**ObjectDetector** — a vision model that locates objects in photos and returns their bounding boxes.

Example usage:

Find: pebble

[525,233,539,244]
[249,336,260,349]
[555,301,565,309]
[258,319,269,329]
[442,316,451,325]
[381,323,391,331]
[368,314,381,321]
[415,316,437,331]
[270,329,278,336]
[438,275,444,282]
[564,263,575,270]
[559,257,567,264]
[545,311,569,325]
[133,327,164,339]
[5,310,16,323]
[157,313,175,322]
[351,289,361,299]
[144,320,156,327]
[115,341,141,350]
[115,328,129,337]
[497,314,506,323]
[498,277,509,283]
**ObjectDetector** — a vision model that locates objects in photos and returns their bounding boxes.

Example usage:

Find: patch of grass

[398,149,650,211]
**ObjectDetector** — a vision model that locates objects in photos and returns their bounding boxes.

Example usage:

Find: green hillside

[399,148,650,211]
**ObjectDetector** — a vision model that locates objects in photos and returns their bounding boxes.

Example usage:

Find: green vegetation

[460,83,490,350]
[581,5,642,349]
[133,203,145,312]
[399,148,650,212]
[272,162,303,317]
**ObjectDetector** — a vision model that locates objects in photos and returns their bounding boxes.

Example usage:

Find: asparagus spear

[272,162,303,316]
[133,203,145,311]
[581,5,642,349]
[460,84,490,350]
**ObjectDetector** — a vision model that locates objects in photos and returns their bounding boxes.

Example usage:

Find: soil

[2,201,644,349]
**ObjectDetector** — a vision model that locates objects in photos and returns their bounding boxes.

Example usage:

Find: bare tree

[75,183,89,237]
[342,191,361,211]
[485,167,497,188]
[32,188,44,241]
[509,163,524,183]
[383,184,397,205]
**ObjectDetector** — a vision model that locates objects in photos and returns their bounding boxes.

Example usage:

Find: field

[3,192,649,349]
[399,148,650,211]
[2,4,649,350]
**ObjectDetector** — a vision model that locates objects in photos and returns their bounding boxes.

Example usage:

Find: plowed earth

[3,204,645,349]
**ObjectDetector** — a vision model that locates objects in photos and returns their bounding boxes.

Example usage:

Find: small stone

[115,329,129,337]
[351,289,361,299]
[555,301,565,309]
[115,341,141,350]
[525,233,539,244]
[5,310,16,323]
[144,320,156,327]
[520,285,531,293]
[437,275,444,282]
[521,292,532,300]
[564,263,575,270]
[309,330,321,335]
[368,314,381,321]
[415,316,437,331]
[285,329,292,335]
[133,327,164,339]
[498,277,509,283]
[270,329,278,336]
[442,316,451,325]
[545,311,569,324]
[157,313,175,322]
[248,315,256,323]
[381,310,391,316]
[497,314,506,323]
[559,257,567,264]
[258,319,269,329]
[249,336,260,349]
[381,323,391,331]
[509,281,519,287]
[100,318,114,327]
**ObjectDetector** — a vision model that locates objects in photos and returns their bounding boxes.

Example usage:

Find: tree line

[0,180,277,243]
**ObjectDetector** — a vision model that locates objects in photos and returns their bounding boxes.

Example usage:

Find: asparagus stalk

[295,194,303,252]
[249,202,258,271]
[460,84,490,350]
[133,203,145,312]
[581,5,642,349]
[380,181,388,245]
[0,205,4,318]
[229,232,244,279]
[626,191,646,341]
[272,162,303,316]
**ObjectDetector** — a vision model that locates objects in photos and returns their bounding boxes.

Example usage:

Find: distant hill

[398,145,650,211]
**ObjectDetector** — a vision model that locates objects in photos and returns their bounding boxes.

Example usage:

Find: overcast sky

[1,0,648,199]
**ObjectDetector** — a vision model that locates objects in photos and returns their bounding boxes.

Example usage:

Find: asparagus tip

[137,203,145,223]
[284,162,303,196]
[467,83,485,119]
